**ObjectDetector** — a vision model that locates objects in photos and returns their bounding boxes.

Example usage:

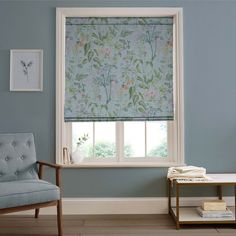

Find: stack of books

[196,200,233,218]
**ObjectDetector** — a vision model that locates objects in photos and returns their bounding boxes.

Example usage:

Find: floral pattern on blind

[65,17,173,121]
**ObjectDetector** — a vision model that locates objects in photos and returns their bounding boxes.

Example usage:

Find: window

[71,121,168,160]
[56,8,184,167]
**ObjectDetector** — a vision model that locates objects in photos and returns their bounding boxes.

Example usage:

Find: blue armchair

[0,133,62,236]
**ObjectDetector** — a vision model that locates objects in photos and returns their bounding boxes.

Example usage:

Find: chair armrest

[37,161,61,169]
[36,161,62,187]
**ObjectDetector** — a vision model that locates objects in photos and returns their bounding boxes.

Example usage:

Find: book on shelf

[196,207,233,218]
[202,199,226,211]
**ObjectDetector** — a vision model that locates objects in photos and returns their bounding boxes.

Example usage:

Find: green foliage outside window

[86,142,133,158]
[147,140,167,157]
[83,140,167,158]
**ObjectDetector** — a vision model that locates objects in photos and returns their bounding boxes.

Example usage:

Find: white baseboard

[9,197,235,215]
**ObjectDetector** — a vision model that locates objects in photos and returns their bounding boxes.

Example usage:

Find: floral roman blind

[65,17,174,122]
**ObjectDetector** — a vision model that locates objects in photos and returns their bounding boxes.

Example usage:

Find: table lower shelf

[171,207,236,223]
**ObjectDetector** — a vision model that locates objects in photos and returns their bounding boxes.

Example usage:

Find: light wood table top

[175,173,236,185]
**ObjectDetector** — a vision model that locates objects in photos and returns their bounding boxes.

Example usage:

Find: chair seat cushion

[0,179,60,209]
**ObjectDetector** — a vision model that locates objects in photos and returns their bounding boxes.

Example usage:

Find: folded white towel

[167,166,210,182]
[173,166,206,174]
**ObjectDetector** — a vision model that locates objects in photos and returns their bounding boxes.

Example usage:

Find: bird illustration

[20,60,33,80]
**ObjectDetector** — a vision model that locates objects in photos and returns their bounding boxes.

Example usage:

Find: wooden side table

[168,174,236,229]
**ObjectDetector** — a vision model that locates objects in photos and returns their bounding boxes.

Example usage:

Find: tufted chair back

[0,133,38,182]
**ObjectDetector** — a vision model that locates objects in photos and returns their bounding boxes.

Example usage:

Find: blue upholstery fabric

[0,179,60,209]
[0,133,38,182]
[0,133,61,210]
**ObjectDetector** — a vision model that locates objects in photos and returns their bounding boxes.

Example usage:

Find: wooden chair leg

[57,199,63,236]
[35,209,40,218]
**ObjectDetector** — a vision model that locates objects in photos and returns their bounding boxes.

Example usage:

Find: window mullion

[93,122,95,158]
[116,121,124,162]
[145,121,147,157]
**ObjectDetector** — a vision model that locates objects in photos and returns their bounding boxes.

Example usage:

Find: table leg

[234,185,236,223]
[217,185,223,200]
[168,179,171,215]
[176,183,180,230]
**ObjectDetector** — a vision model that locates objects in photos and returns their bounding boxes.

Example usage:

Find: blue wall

[0,0,236,197]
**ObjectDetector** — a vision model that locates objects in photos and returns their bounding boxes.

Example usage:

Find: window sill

[59,162,186,168]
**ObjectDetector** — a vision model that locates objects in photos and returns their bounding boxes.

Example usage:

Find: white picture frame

[10,49,43,91]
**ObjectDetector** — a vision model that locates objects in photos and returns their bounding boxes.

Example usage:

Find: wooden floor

[0,214,236,236]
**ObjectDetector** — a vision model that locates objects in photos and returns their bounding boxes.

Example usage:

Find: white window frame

[56,7,184,167]
[69,121,171,162]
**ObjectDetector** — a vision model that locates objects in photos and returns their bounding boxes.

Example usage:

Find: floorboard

[0,215,235,235]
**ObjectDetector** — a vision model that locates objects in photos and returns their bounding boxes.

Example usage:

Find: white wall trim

[9,197,235,215]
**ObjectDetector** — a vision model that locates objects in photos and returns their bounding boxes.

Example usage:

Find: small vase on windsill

[71,148,85,164]
[72,134,89,164]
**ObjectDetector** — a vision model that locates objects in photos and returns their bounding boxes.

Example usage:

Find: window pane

[94,122,116,158]
[72,121,168,163]
[124,122,145,157]
[72,122,93,158]
[147,121,167,157]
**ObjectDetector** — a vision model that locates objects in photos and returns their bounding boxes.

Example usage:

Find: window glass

[94,122,116,159]
[72,122,93,158]
[146,121,167,157]
[72,121,168,161]
[124,122,145,158]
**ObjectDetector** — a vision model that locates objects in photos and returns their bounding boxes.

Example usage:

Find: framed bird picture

[10,49,43,91]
